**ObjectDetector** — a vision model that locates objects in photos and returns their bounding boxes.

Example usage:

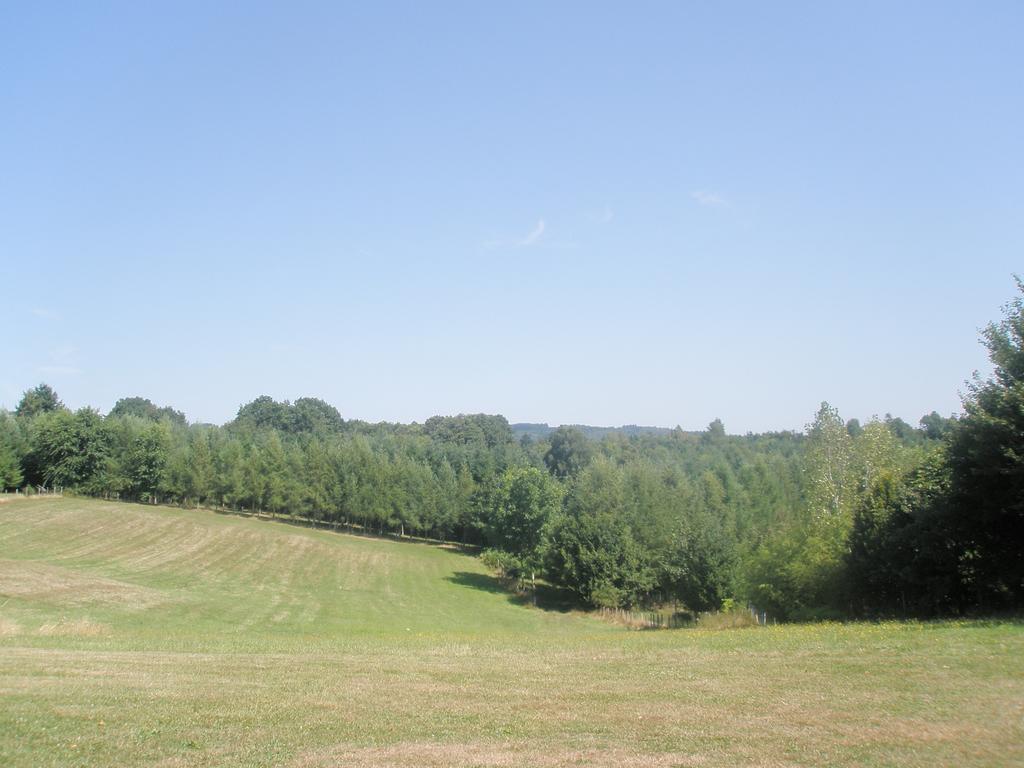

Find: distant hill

[511,422,684,441]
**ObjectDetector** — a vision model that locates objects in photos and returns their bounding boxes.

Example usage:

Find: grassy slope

[1,496,1022,767]
[0,496,590,649]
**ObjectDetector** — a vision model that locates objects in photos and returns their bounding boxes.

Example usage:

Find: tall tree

[543,427,593,479]
[945,278,1024,609]
[125,422,172,502]
[0,412,25,489]
[186,428,215,505]
[233,396,293,432]
[292,397,343,434]
[545,458,656,608]
[804,402,855,520]
[851,419,900,495]
[15,383,63,418]
[0,443,22,489]
[29,408,110,490]
[488,466,562,590]
[109,396,186,425]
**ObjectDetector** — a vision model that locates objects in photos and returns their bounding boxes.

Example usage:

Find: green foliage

[234,395,292,431]
[662,472,736,611]
[125,422,172,500]
[545,458,657,608]
[292,397,344,433]
[919,411,956,440]
[480,548,529,588]
[15,383,63,419]
[884,414,922,445]
[186,428,216,505]
[0,411,25,489]
[424,413,513,449]
[845,450,957,616]
[702,418,726,443]
[109,396,186,425]
[488,467,561,559]
[480,547,512,573]
[847,469,910,615]
[28,408,110,490]
[543,426,593,479]
[232,395,343,435]
[740,407,911,619]
[0,443,22,489]
[804,402,855,521]
[944,277,1024,610]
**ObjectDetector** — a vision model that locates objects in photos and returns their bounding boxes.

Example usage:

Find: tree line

[2,281,1021,619]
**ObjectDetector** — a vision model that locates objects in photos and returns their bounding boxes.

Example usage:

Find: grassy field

[1,497,1022,767]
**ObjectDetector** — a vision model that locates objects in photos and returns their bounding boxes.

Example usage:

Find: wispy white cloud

[483,218,552,250]
[31,308,60,320]
[690,190,728,207]
[518,218,546,247]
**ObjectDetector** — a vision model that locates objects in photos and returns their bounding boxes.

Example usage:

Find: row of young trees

[2,281,1021,618]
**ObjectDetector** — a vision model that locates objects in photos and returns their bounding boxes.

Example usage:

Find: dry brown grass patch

[0,559,168,609]
[0,617,22,636]
[292,741,703,768]
[37,617,110,637]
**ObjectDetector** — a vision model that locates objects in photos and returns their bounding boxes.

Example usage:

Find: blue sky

[2,2,1021,432]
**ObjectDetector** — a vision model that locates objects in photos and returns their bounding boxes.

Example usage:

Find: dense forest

[2,283,1022,621]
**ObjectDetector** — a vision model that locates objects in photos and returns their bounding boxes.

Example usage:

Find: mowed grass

[1,497,1022,767]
